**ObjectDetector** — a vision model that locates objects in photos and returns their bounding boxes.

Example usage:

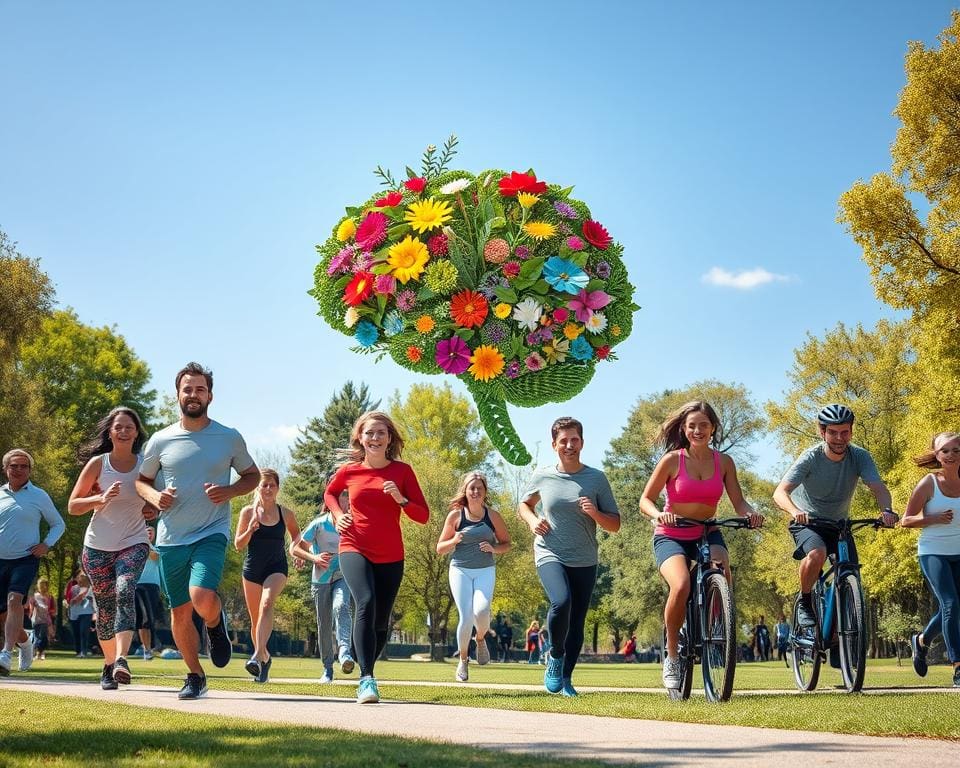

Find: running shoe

[476,638,490,666]
[207,607,232,668]
[0,649,11,676]
[256,657,272,684]
[244,657,261,679]
[17,639,34,672]
[339,653,355,675]
[456,659,469,682]
[320,666,334,684]
[544,656,564,693]
[662,656,682,689]
[796,599,816,629]
[356,676,380,704]
[112,656,131,684]
[142,649,154,661]
[910,633,928,677]
[177,673,207,700]
[953,667,960,688]
[101,664,118,691]
[561,677,578,697]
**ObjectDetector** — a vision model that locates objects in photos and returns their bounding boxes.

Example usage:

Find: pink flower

[428,232,448,256]
[525,352,546,371]
[435,336,472,375]
[567,288,612,323]
[396,290,416,311]
[327,245,354,275]
[565,236,585,251]
[552,307,569,323]
[502,261,521,278]
[374,274,396,295]
[355,212,389,251]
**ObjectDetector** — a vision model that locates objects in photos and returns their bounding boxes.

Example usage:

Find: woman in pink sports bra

[639,400,762,691]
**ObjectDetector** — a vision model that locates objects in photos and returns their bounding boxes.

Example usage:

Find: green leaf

[371,263,393,275]
[454,328,476,342]
[519,256,545,280]
[345,206,362,217]
[511,277,535,292]
[570,251,589,267]
[388,223,411,240]
[585,279,606,291]
[558,186,575,197]
[333,275,352,292]
[530,279,551,295]
[490,216,506,231]
[493,286,518,304]
[405,166,418,179]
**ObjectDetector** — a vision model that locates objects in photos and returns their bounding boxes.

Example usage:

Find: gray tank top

[450,507,497,569]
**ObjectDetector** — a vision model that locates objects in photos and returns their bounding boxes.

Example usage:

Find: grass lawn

[12,651,958,739]
[0,690,616,768]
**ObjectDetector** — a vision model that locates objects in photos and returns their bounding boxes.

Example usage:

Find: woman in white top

[68,407,151,690]
[902,431,960,687]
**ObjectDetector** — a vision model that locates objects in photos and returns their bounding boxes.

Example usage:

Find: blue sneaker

[357,676,380,704]
[544,656,563,693]
[561,677,578,697]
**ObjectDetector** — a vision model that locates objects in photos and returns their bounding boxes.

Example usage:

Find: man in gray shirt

[773,404,897,627]
[137,362,259,700]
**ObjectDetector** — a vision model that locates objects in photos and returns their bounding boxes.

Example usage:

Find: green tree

[285,381,378,511]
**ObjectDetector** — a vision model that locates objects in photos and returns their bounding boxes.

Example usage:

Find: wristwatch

[398,498,409,507]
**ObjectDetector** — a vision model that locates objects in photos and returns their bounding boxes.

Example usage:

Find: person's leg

[921,554,960,666]
[188,535,230,669]
[659,556,691,659]
[71,617,82,656]
[537,561,573,663]
[170,601,202,674]
[331,578,353,664]
[78,613,92,655]
[918,555,944,650]
[340,553,377,677]
[371,561,404,663]
[3,593,25,653]
[113,545,148,661]
[159,542,205,676]
[255,572,287,663]
[472,566,496,644]
[242,579,263,659]
[313,584,333,670]
[448,565,474,661]
[83,547,120,665]
[560,564,597,678]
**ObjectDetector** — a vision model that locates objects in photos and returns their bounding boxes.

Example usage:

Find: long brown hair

[655,400,722,453]
[914,431,960,470]
[448,471,489,511]
[339,411,405,464]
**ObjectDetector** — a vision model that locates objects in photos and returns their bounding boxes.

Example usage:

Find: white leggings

[448,564,496,656]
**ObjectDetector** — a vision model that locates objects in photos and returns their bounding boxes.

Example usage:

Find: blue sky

[1,2,953,483]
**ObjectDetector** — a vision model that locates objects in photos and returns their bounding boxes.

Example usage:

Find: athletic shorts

[0,556,39,606]
[156,534,227,608]
[789,522,859,563]
[242,557,288,585]
[653,529,726,569]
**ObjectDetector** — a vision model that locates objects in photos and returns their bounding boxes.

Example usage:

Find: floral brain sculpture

[311,137,638,465]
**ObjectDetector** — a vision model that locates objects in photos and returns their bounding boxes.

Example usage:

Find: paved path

[3,678,956,766]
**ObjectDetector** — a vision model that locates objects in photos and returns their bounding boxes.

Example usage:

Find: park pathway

[4,677,956,766]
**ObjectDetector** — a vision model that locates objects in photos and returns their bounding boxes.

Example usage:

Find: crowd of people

[2,361,959,702]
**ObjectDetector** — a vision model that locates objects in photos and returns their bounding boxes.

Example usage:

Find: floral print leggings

[82,544,149,641]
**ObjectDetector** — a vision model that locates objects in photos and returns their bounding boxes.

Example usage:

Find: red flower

[406,346,423,363]
[502,261,521,279]
[450,289,489,328]
[375,191,404,207]
[355,212,389,250]
[582,220,612,250]
[553,308,569,323]
[596,345,611,360]
[498,170,548,197]
[427,232,448,256]
[344,271,375,306]
[404,177,427,193]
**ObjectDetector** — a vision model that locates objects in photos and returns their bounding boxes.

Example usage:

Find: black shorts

[134,583,163,630]
[789,522,859,563]
[653,529,727,569]
[242,558,288,585]
[0,556,39,606]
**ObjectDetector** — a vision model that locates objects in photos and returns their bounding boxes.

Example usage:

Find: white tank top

[83,454,150,552]
[918,474,960,557]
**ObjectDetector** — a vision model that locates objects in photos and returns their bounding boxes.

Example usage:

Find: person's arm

[32,490,66,556]
[205,462,260,505]
[290,521,331,566]
[68,457,119,516]
[436,510,464,555]
[518,491,549,535]
[639,453,676,524]
[233,505,258,550]
[281,507,304,558]
[772,479,806,522]
[384,464,429,524]
[324,468,354,533]
[721,454,763,527]
[864,481,898,527]
[581,473,621,533]
[482,509,513,554]
[901,475,952,528]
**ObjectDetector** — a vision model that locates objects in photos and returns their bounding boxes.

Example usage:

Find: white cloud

[701,267,792,290]
[249,424,301,446]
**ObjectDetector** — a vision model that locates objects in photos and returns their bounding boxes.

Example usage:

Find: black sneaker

[207,607,232,668]
[101,664,118,690]
[256,657,272,684]
[112,656,131,685]
[796,600,816,628]
[953,667,960,688]
[177,673,207,700]
[910,633,928,677]
[244,657,261,679]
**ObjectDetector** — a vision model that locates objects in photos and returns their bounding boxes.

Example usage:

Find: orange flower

[450,289,489,329]
[406,346,423,363]
[469,345,505,382]
[415,315,436,334]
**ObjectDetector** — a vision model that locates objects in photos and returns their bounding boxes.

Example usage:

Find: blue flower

[570,335,594,361]
[354,320,379,348]
[543,256,589,295]
[383,310,404,337]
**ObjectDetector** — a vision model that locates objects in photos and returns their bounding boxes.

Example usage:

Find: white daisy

[440,178,471,195]
[585,312,608,334]
[344,307,360,328]
[512,297,543,331]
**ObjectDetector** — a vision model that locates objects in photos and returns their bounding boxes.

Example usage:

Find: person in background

[497,618,513,662]
[68,572,95,658]
[134,524,163,659]
[525,620,541,664]
[774,614,791,663]
[30,577,55,661]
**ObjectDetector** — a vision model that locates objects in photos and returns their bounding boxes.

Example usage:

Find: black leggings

[339,553,404,677]
[536,561,597,678]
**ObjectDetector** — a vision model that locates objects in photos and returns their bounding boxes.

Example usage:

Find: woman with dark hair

[518,417,621,697]
[324,411,429,704]
[234,468,302,683]
[436,470,511,681]
[639,400,762,692]
[903,431,960,688]
[68,407,151,690]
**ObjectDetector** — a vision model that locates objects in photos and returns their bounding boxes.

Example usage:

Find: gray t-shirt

[140,420,255,547]
[450,508,497,570]
[523,465,619,567]
[782,443,881,522]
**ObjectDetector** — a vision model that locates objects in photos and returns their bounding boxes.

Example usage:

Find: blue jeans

[919,553,960,663]
[71,614,93,655]
[312,578,353,668]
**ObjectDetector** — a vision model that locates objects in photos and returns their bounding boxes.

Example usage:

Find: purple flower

[327,245,355,275]
[525,352,546,371]
[352,250,374,273]
[553,201,578,219]
[540,325,554,341]
[435,336,472,375]
[505,360,521,379]
[595,261,611,279]
[568,288,613,323]
[526,331,540,346]
[374,274,396,295]
[396,290,417,311]
[514,245,530,260]
[479,273,509,299]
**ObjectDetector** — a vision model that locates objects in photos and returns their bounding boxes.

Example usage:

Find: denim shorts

[653,529,726,569]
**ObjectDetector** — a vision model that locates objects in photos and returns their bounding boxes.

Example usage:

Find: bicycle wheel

[664,623,693,701]
[790,594,821,691]
[836,572,867,692]
[701,572,736,702]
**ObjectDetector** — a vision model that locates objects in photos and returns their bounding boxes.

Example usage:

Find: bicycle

[788,517,885,693]
[662,517,755,703]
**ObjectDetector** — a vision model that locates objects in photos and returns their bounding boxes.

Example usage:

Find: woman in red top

[324,411,429,704]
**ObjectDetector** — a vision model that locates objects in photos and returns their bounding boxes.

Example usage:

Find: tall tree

[285,381,378,512]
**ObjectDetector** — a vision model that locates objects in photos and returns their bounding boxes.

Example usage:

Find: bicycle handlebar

[806,517,889,532]
[671,516,757,530]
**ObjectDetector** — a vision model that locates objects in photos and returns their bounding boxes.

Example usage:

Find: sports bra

[657,450,724,541]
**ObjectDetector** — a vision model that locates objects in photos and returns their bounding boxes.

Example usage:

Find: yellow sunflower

[517,193,540,209]
[469,345,505,382]
[404,197,454,234]
[493,302,512,319]
[336,218,356,242]
[387,236,430,284]
[415,315,435,334]
[523,221,556,241]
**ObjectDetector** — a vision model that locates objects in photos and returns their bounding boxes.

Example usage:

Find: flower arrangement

[311,136,638,464]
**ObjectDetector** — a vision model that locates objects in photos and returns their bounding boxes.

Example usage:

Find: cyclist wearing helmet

[773,404,898,628]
